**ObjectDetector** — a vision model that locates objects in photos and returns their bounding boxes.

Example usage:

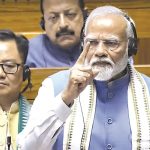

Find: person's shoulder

[42,70,70,84]
[141,73,150,86]
[50,69,70,78]
[48,69,70,85]
[41,70,70,96]
[29,34,46,44]
[29,34,47,52]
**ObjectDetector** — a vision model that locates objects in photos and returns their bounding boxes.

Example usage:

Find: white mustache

[91,57,114,66]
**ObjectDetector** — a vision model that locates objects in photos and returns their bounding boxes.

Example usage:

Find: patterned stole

[18,95,31,133]
[63,83,96,150]
[63,64,150,150]
[128,64,150,149]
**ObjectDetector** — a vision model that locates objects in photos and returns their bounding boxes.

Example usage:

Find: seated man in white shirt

[0,29,31,150]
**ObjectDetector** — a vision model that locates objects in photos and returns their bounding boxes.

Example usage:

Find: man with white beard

[17,6,150,150]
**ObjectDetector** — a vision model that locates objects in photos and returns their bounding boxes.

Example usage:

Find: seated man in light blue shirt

[17,6,150,150]
[26,0,87,67]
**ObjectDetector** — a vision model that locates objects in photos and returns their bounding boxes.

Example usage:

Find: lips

[92,61,112,67]
[0,81,8,86]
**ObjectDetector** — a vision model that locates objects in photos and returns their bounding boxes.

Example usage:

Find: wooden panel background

[23,65,150,102]
[22,67,68,102]
[0,0,150,64]
[0,0,41,32]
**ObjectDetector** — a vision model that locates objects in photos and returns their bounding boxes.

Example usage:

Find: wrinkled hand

[61,42,99,106]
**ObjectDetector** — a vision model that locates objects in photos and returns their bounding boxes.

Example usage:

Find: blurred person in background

[26,0,87,68]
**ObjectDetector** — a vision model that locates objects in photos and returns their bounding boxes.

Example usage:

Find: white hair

[84,6,135,39]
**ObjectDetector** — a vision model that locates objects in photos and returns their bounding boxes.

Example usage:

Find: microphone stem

[7,136,11,150]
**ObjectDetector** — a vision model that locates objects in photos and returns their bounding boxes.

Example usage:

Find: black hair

[40,0,85,14]
[0,29,29,64]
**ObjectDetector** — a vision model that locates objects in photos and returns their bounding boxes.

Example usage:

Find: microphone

[7,136,11,150]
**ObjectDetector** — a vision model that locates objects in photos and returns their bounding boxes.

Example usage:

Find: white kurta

[17,78,71,150]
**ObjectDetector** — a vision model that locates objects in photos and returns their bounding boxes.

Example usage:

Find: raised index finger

[76,42,90,65]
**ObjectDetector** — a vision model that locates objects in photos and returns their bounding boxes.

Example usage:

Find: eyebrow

[0,59,18,63]
[85,35,97,39]
[84,36,98,43]
[85,36,121,43]
[47,8,77,15]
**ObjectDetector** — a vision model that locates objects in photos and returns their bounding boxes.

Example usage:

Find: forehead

[43,0,80,12]
[86,14,127,39]
[0,40,22,62]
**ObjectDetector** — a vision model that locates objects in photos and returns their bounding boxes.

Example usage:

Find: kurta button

[107,118,113,124]
[106,144,112,150]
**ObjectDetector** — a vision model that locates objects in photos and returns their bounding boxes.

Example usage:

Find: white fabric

[63,84,96,150]
[17,78,71,150]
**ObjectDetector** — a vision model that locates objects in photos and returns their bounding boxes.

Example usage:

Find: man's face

[43,0,84,49]
[84,14,129,81]
[0,40,23,97]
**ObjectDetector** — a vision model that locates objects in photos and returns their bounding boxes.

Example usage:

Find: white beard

[86,50,128,81]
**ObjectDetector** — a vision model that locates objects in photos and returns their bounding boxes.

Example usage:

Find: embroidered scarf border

[18,95,31,133]
[128,64,150,149]
[63,64,150,150]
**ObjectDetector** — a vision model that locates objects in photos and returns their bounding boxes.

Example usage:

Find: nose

[59,14,68,29]
[94,42,108,57]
